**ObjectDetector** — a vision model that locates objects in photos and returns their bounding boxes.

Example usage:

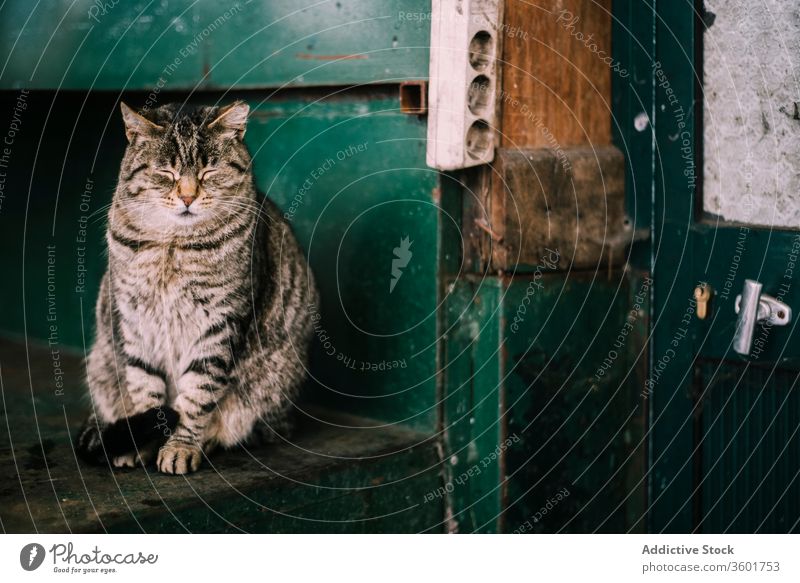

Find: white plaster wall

[703,1,800,228]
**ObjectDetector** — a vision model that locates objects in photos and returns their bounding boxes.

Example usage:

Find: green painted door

[650,1,800,533]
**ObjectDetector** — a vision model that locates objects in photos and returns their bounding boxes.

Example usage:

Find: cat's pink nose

[177,175,198,207]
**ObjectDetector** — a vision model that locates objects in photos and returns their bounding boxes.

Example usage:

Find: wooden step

[0,339,443,533]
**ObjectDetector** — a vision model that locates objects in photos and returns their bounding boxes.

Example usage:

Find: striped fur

[76,102,318,474]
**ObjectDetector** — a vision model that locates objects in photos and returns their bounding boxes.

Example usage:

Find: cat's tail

[74,408,179,464]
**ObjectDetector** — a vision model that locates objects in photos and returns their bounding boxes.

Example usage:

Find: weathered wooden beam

[474,145,627,271]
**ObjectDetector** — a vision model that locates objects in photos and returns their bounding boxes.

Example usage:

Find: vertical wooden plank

[612,0,655,271]
[442,279,504,533]
[649,0,697,533]
[610,0,656,531]
[477,0,620,273]
[500,0,612,148]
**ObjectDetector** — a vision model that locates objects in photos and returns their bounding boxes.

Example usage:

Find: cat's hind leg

[203,352,302,451]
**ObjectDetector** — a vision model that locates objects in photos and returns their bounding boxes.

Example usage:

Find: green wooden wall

[443,272,649,532]
[0,0,430,90]
[0,0,439,433]
[0,87,441,432]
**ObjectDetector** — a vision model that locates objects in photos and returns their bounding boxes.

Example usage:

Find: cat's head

[114,101,254,235]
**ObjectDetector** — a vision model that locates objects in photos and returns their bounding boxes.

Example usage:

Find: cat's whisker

[211,200,279,223]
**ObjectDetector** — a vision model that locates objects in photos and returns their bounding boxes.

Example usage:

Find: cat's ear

[208,101,249,140]
[120,102,163,142]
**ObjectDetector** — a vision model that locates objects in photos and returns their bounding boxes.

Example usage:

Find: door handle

[733,279,792,355]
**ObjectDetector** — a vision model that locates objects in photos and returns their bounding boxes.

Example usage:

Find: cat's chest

[121,249,221,366]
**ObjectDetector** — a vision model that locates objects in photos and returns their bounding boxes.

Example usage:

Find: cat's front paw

[112,453,140,469]
[157,442,202,475]
[113,442,159,469]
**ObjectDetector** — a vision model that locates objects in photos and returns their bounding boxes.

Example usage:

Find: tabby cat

[75,101,318,474]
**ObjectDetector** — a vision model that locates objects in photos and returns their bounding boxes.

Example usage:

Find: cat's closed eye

[155,168,178,182]
[198,168,219,181]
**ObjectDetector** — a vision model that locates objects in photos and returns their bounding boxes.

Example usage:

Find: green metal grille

[698,361,800,533]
